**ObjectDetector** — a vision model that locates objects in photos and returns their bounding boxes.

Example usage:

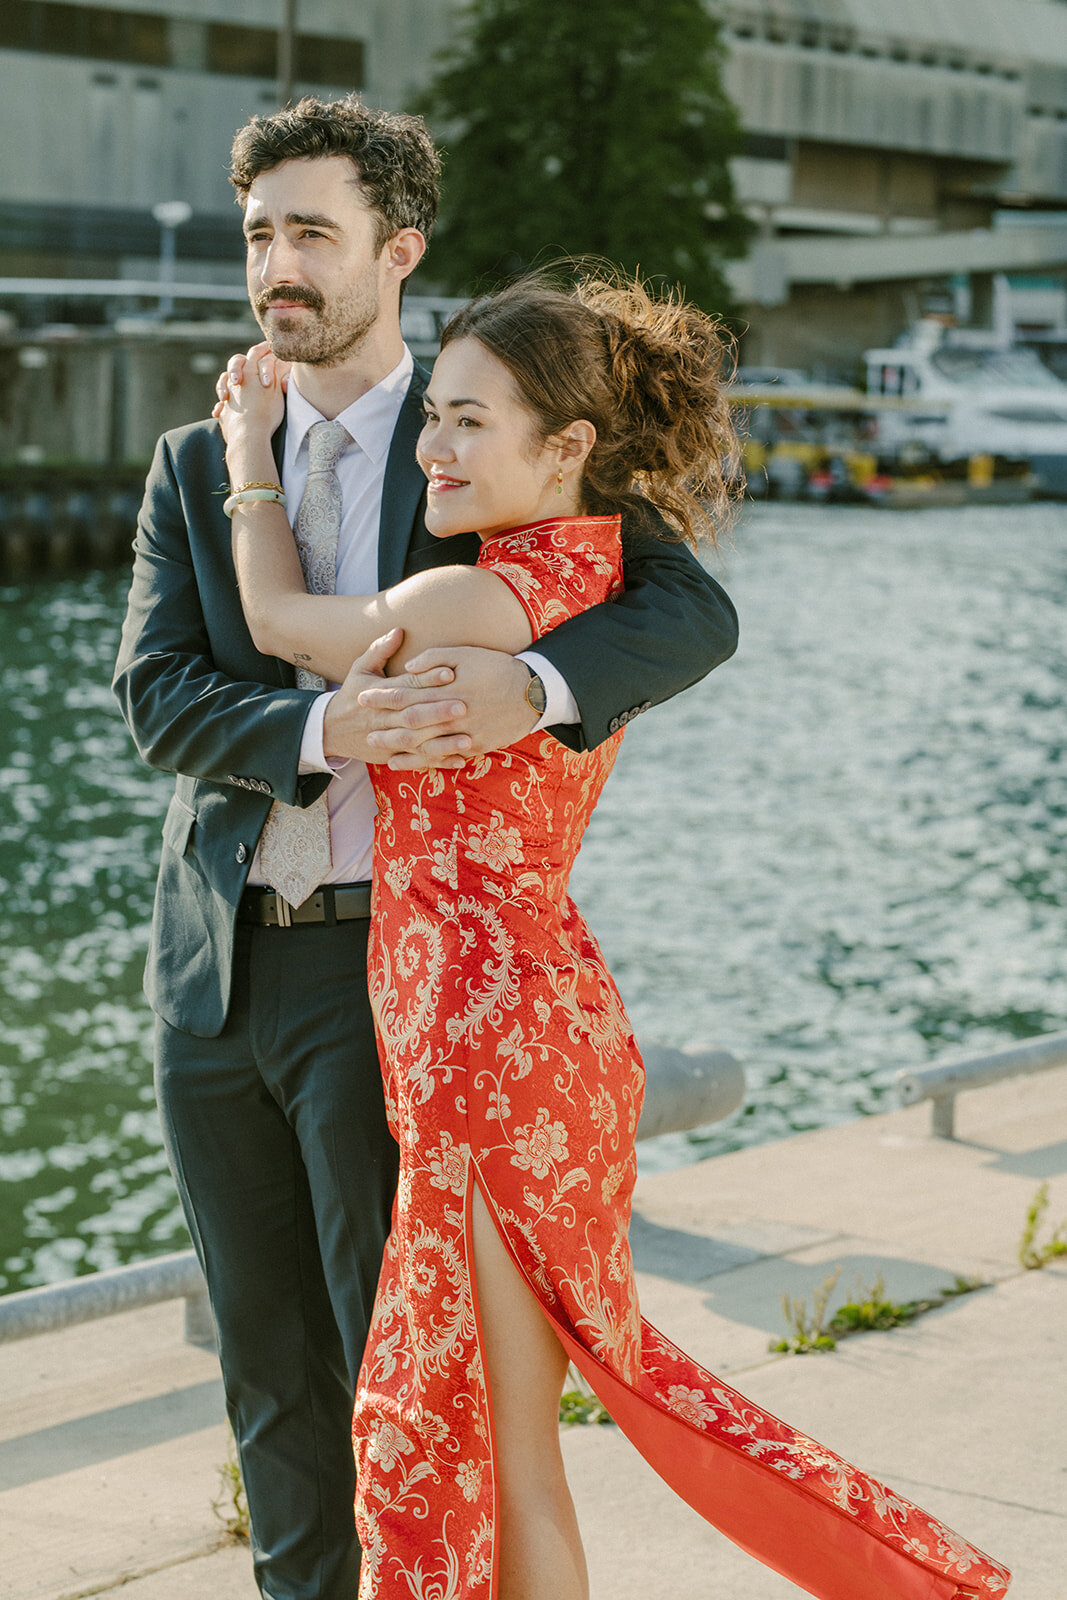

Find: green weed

[771,1268,986,1355]
[1018,1183,1067,1270]
[770,1266,841,1353]
[212,1426,250,1542]
[559,1364,612,1425]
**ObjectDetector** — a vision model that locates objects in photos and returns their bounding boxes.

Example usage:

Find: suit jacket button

[608,716,620,734]
[236,843,247,864]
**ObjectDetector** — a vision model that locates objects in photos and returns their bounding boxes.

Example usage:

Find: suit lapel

[378,365,431,589]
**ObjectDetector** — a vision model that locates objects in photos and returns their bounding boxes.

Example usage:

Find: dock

[3,1066,1064,1599]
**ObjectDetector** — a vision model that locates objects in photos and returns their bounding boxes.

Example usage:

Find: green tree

[416,0,753,310]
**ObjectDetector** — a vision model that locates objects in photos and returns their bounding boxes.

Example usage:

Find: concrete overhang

[730,223,1067,299]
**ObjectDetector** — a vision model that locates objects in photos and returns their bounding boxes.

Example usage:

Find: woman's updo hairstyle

[438,270,739,546]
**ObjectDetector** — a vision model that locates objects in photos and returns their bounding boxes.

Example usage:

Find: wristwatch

[523,664,547,717]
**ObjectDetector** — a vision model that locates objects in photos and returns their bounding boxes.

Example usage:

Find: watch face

[525,670,547,716]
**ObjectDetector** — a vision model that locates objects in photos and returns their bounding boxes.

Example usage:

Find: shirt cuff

[298,690,348,774]
[517,650,579,731]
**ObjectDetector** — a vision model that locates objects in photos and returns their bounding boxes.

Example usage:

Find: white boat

[864,321,1067,478]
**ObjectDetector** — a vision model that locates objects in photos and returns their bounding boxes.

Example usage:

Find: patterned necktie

[257,418,352,909]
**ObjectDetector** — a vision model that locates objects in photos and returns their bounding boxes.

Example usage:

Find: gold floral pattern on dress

[353,518,1011,1600]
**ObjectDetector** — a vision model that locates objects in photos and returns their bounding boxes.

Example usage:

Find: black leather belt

[238,882,372,928]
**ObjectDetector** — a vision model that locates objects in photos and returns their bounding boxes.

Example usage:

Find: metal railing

[896,1028,1067,1137]
[0,1044,744,1348]
[0,1250,214,1349]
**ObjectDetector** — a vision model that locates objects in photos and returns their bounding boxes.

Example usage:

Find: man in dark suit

[114,95,737,1600]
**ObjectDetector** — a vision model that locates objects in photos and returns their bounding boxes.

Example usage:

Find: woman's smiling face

[417,337,576,540]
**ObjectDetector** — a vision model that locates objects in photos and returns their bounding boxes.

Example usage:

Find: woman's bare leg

[470,1181,589,1600]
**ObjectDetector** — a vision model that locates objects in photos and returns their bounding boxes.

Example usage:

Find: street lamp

[152,199,193,320]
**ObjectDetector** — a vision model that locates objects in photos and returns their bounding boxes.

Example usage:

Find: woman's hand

[213,341,290,446]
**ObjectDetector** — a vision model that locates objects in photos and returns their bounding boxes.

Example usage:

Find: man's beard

[252,282,380,367]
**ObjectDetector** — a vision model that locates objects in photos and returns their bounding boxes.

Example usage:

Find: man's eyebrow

[422,393,491,410]
[243,210,340,233]
[285,211,340,229]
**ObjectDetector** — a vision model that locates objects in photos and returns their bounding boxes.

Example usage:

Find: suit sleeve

[532,510,738,752]
[112,430,326,808]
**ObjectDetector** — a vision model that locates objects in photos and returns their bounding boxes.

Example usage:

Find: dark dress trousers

[113,363,738,1600]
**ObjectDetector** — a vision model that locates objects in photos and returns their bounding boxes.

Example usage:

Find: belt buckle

[274,893,293,928]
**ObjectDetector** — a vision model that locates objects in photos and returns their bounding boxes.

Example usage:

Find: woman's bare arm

[219,351,532,679]
[233,508,532,679]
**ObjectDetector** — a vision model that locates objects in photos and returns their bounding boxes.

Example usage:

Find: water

[2,502,1066,1293]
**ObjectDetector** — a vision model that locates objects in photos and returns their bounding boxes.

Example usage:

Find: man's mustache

[254,285,325,316]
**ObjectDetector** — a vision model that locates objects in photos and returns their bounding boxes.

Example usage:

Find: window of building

[0,1,364,86]
[1,2,168,66]
[205,20,276,79]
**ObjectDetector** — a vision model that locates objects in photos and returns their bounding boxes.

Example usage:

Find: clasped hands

[216,345,538,771]
[325,629,535,771]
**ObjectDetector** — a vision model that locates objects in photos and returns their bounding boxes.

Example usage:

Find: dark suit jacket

[114,364,738,1038]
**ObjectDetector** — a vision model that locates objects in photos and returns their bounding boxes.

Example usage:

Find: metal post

[158,224,176,319]
[931,1094,956,1140]
[278,0,297,107]
[151,201,193,321]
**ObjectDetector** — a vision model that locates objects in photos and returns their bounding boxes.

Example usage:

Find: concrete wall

[0,325,255,468]
[738,281,917,376]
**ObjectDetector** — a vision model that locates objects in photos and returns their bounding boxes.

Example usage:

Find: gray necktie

[257,419,352,909]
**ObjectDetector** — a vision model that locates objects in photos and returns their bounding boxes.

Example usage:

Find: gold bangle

[231,480,284,495]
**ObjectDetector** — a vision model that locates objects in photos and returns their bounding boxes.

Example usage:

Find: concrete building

[0,0,452,318]
[717,0,1067,369]
[5,0,1067,369]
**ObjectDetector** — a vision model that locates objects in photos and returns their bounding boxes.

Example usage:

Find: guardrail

[635,1044,744,1142]
[896,1029,1067,1137]
[0,1250,214,1349]
[0,1044,744,1348]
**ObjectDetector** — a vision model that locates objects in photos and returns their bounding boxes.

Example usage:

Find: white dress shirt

[249,347,577,887]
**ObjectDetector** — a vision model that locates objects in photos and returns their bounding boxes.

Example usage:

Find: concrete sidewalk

[2,1067,1065,1599]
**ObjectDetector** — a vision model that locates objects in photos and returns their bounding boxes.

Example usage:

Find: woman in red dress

[220,278,1011,1600]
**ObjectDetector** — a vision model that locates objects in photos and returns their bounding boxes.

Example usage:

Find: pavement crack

[56,1538,236,1599]
[874,1472,1066,1520]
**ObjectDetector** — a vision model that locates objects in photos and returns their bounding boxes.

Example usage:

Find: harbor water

[2,501,1066,1295]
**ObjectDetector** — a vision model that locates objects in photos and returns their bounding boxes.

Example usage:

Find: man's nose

[258,234,301,284]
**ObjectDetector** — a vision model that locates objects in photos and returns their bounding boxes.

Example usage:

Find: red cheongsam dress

[353,515,1011,1600]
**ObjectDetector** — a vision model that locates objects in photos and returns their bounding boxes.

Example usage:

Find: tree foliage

[415,0,753,311]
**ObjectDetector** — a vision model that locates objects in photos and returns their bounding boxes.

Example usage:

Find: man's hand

[323,630,472,767]
[363,646,537,771]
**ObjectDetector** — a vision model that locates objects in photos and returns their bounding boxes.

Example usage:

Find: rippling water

[2,502,1066,1293]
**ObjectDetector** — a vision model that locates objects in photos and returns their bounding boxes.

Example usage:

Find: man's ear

[384,227,426,282]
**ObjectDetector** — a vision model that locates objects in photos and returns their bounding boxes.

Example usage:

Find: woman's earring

[556,467,564,495]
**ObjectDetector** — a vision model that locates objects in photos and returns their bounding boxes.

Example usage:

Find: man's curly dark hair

[230,94,441,250]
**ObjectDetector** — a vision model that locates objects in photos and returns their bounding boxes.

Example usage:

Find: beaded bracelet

[223,486,288,519]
